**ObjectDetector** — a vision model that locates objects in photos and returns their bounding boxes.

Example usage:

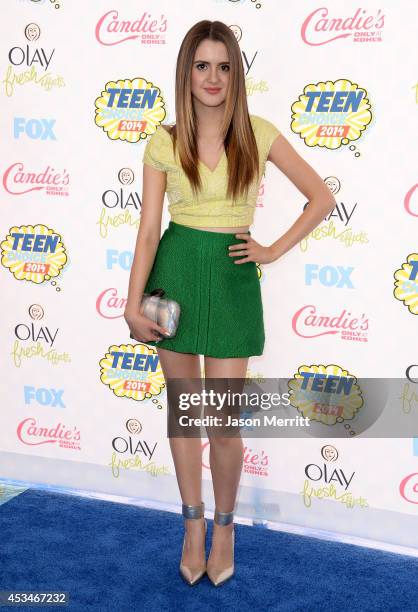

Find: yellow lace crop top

[142,114,281,228]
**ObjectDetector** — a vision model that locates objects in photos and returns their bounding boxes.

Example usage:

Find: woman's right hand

[124,311,169,343]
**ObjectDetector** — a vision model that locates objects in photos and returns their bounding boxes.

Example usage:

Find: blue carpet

[0,488,417,611]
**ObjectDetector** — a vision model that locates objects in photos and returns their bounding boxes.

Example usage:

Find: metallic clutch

[129,288,181,341]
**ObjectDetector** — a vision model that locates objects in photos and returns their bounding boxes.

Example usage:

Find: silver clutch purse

[129,288,181,340]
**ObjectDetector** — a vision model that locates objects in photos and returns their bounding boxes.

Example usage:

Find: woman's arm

[266,133,337,261]
[123,163,167,321]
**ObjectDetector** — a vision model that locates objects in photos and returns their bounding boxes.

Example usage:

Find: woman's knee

[207,434,242,447]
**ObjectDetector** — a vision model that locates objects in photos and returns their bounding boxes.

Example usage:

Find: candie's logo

[288,364,363,426]
[95,10,168,47]
[1,224,68,286]
[99,343,166,405]
[95,78,166,142]
[393,254,418,315]
[17,417,80,451]
[399,473,418,505]
[301,8,385,46]
[404,184,418,217]
[291,79,372,150]
[202,441,269,477]
[292,305,368,342]
[2,163,70,196]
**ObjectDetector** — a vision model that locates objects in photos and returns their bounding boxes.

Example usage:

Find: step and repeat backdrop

[1,1,418,548]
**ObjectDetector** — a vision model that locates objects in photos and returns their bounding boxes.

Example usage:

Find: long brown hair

[168,20,259,202]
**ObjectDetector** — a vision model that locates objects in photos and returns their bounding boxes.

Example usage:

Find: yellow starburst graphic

[94,77,166,142]
[288,364,363,426]
[291,79,372,149]
[1,224,67,284]
[394,253,418,315]
[99,343,166,402]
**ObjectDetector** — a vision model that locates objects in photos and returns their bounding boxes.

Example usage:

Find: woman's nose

[208,68,219,83]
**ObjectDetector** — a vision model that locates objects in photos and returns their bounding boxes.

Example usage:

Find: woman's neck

[194,101,225,139]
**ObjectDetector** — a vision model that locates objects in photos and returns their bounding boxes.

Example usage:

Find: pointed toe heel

[179,501,207,586]
[207,509,235,587]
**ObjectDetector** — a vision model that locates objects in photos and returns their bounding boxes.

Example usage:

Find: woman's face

[191,39,230,108]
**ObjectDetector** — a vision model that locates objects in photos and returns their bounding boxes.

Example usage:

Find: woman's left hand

[228,234,276,264]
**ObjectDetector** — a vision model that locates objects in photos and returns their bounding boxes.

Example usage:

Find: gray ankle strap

[214,509,234,525]
[182,501,205,519]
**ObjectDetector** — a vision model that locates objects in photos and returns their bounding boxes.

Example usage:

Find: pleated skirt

[143,221,265,358]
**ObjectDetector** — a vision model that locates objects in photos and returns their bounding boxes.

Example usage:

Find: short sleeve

[251,114,281,160]
[260,116,281,158]
[142,126,169,172]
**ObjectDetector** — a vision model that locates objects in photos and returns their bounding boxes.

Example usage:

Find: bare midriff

[186,225,250,233]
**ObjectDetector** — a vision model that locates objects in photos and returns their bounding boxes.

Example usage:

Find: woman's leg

[157,346,205,569]
[204,356,249,570]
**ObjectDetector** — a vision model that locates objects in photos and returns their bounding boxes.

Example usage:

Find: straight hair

[166,20,260,203]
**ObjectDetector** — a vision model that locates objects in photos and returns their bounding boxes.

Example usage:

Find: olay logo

[96,288,126,319]
[305,462,354,490]
[404,184,418,217]
[5,25,64,97]
[301,7,385,46]
[101,168,141,210]
[9,24,53,69]
[399,473,418,504]
[95,10,168,46]
[15,322,58,347]
[3,163,69,196]
[292,305,368,339]
[17,417,81,450]
[406,365,418,383]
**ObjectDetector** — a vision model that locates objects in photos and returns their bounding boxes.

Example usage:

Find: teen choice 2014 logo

[393,253,418,315]
[288,364,363,426]
[1,224,67,286]
[95,77,166,142]
[291,79,372,149]
[100,343,166,406]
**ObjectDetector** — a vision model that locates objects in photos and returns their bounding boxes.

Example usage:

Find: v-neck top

[142,114,281,227]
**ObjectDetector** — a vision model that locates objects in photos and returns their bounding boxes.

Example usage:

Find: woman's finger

[229,243,248,251]
[234,257,251,264]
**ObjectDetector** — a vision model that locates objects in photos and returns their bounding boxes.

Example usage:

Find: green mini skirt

[143,221,265,358]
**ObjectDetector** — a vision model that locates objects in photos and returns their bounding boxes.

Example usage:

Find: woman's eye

[196,63,229,71]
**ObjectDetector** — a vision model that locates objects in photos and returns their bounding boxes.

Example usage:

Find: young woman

[124,20,336,587]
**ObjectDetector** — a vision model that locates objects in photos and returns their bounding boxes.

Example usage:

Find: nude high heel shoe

[179,501,207,586]
[206,509,235,587]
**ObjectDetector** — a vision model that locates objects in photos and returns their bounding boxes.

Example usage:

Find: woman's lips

[204,88,221,94]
